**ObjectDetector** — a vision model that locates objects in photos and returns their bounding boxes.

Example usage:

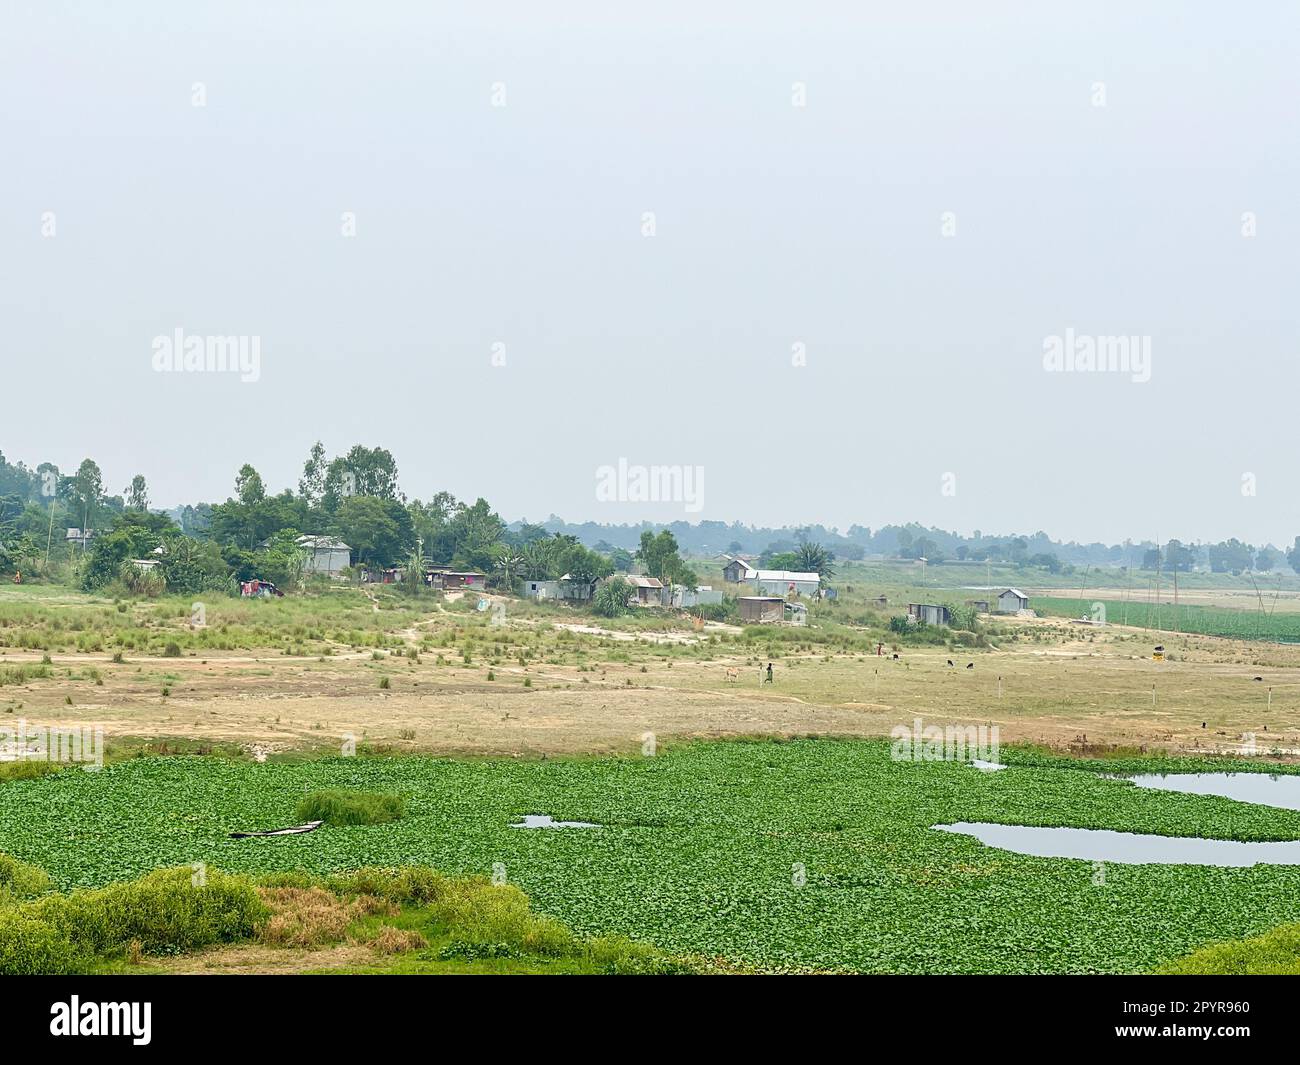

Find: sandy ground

[4,615,1300,759]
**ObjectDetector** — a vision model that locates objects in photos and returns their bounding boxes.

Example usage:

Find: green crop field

[1031,596,1300,643]
[5,739,1300,974]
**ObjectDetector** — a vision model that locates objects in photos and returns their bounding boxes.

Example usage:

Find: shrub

[295,789,406,827]
[0,911,85,974]
[162,642,182,658]
[593,578,632,618]
[26,866,266,957]
[327,865,446,904]
[430,877,576,956]
[0,853,53,901]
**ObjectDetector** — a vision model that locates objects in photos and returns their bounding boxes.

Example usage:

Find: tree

[1208,539,1254,575]
[1256,545,1284,573]
[331,496,411,567]
[493,546,524,592]
[1164,540,1195,572]
[322,445,401,511]
[445,498,505,572]
[794,542,835,580]
[235,465,266,506]
[126,474,149,511]
[159,534,231,594]
[81,511,178,590]
[298,441,328,507]
[69,459,104,532]
[1287,537,1300,574]
[637,530,690,585]
[521,541,552,580]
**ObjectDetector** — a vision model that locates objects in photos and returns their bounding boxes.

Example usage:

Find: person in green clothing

[764,662,773,684]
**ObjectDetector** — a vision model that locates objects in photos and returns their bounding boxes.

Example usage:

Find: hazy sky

[3,2,1297,545]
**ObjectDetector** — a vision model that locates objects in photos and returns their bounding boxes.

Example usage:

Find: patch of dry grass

[255,886,395,948]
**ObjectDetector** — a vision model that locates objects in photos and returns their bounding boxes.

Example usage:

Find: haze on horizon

[2,2,1297,547]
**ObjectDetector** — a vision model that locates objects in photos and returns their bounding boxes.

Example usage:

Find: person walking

[764,662,773,684]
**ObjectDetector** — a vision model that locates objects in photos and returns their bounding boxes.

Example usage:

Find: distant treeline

[538,518,1300,575]
[3,447,1298,582]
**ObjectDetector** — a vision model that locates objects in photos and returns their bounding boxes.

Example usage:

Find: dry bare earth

[4,615,1300,758]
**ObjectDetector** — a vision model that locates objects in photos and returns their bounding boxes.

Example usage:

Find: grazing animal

[1253,676,1263,682]
[966,663,974,670]
[725,668,738,683]
[892,653,899,660]
[947,660,954,667]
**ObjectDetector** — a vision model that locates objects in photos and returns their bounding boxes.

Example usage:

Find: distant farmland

[1031,596,1300,643]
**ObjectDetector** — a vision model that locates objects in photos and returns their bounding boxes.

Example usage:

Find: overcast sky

[3,2,1297,545]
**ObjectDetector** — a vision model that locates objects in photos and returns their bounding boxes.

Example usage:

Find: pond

[934,821,1300,866]
[1123,772,1300,812]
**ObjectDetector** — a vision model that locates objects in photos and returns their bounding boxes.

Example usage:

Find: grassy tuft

[295,789,406,827]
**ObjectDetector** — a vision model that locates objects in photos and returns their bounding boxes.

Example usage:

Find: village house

[671,585,724,608]
[425,569,489,590]
[751,569,820,597]
[907,603,952,626]
[296,535,351,576]
[525,575,597,602]
[621,574,665,606]
[996,588,1030,613]
[739,596,784,624]
[64,528,96,548]
[722,555,758,583]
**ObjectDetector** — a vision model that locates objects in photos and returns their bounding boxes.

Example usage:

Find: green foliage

[117,560,165,597]
[794,542,835,579]
[6,866,265,968]
[593,577,632,617]
[0,852,53,900]
[296,789,406,826]
[331,496,413,568]
[80,511,178,591]
[1158,921,1300,974]
[0,911,85,974]
[636,530,692,587]
[8,744,1300,972]
[1035,596,1300,642]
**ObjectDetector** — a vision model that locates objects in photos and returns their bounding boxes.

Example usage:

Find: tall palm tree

[795,542,835,580]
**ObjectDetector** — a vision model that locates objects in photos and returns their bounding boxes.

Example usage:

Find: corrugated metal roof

[296,534,351,551]
[754,570,820,582]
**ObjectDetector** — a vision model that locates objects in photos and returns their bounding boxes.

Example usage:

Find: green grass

[296,789,406,826]
[0,858,685,975]
[5,739,1300,972]
[1033,596,1300,642]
